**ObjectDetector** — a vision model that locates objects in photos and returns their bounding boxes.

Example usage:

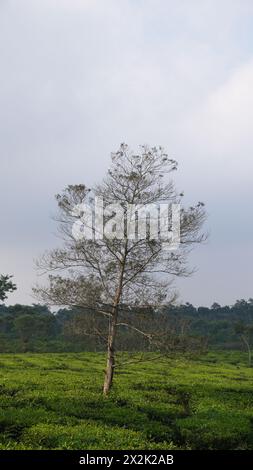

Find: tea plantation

[0,351,253,450]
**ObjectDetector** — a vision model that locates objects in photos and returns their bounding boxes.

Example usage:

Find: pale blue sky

[0,0,253,306]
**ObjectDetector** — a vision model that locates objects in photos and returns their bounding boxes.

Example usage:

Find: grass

[0,351,253,450]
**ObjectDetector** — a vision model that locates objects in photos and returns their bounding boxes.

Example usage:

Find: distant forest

[0,299,253,353]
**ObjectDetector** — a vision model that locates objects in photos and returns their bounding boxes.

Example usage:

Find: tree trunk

[103,248,127,395]
[241,335,252,367]
[103,314,117,395]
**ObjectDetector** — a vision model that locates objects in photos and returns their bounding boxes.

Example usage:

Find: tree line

[0,299,252,354]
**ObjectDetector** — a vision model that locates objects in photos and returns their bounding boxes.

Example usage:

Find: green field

[0,351,253,450]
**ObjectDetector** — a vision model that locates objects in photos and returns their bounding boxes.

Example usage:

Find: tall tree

[35,144,206,394]
[0,275,16,302]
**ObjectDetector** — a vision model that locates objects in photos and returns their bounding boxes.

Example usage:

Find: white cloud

[180,59,253,186]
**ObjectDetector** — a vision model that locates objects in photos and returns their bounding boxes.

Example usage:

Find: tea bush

[0,351,252,449]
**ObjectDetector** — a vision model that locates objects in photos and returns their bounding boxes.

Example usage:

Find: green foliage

[1,298,253,353]
[0,352,253,449]
[0,275,16,302]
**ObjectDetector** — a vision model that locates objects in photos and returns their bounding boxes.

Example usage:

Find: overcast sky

[0,0,253,307]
